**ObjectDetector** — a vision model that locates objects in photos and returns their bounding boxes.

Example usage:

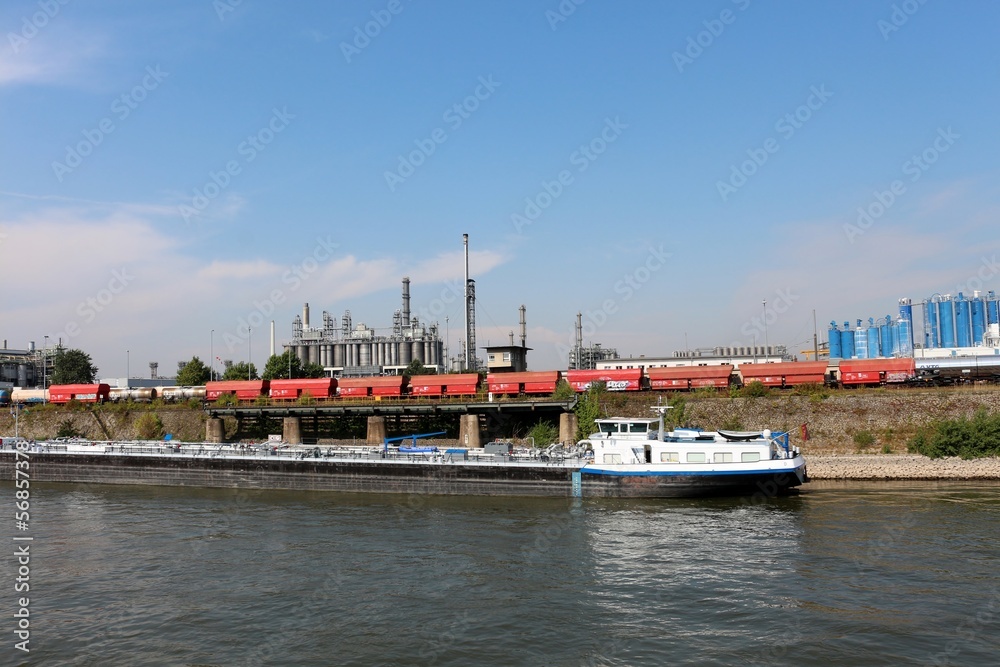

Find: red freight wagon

[409,374,481,397]
[565,369,643,392]
[646,366,733,390]
[205,380,270,401]
[839,358,915,386]
[337,376,407,398]
[47,383,111,404]
[269,378,336,400]
[739,361,828,388]
[487,371,561,396]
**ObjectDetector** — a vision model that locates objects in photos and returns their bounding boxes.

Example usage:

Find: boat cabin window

[628,423,649,434]
[741,452,761,463]
[686,452,706,463]
[714,452,733,463]
[603,453,622,464]
[660,452,679,463]
[599,423,618,436]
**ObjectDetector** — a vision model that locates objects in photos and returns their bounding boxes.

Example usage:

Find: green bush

[56,419,82,438]
[908,409,1000,459]
[134,412,164,440]
[853,430,876,449]
[528,420,559,447]
[215,394,238,407]
[740,381,770,398]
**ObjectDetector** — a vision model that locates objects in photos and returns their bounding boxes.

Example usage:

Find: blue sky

[3,0,999,377]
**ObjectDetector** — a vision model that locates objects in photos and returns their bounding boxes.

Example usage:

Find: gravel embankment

[806,455,1000,480]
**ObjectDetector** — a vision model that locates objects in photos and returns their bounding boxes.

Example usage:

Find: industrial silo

[867,318,880,358]
[926,298,940,348]
[854,321,869,359]
[897,317,914,356]
[841,322,855,359]
[939,296,956,347]
[879,317,892,357]
[988,291,999,325]
[955,293,972,347]
[828,322,842,358]
[971,293,987,346]
[898,298,915,353]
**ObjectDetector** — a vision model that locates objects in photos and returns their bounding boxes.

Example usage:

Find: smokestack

[303,303,310,329]
[270,320,275,357]
[402,277,411,327]
[463,234,472,370]
[509,330,514,345]
[519,304,526,348]
[575,312,583,369]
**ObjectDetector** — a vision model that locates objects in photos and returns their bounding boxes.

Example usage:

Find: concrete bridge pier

[559,413,578,445]
[458,414,481,449]
[367,416,387,445]
[283,417,302,445]
[206,418,224,443]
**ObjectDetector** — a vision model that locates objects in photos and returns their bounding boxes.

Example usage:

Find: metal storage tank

[988,291,999,325]
[897,317,914,356]
[867,318,880,358]
[880,317,892,357]
[400,340,412,365]
[898,298,914,353]
[854,321,868,359]
[841,323,855,359]
[939,296,956,347]
[955,293,972,347]
[971,294,987,345]
[926,299,940,348]
[334,343,345,368]
[828,322,842,358]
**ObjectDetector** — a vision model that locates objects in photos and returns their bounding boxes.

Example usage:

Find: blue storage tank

[898,298,914,353]
[828,322,842,358]
[867,318,880,358]
[897,317,913,356]
[972,295,986,346]
[926,299,940,348]
[939,296,956,347]
[841,322,855,359]
[880,317,892,357]
[854,321,868,359]
[988,291,999,325]
[955,293,972,347]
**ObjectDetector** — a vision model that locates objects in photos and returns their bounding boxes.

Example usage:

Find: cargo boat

[1,409,806,498]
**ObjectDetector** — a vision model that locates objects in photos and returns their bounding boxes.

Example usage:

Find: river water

[4,480,1000,666]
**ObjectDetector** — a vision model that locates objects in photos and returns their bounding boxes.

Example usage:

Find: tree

[262,351,328,380]
[176,356,211,386]
[51,347,98,384]
[222,361,259,381]
[262,351,302,380]
[403,358,433,378]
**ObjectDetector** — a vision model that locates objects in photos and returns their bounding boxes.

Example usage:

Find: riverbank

[806,454,1000,480]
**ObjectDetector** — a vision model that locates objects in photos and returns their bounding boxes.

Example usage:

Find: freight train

[4,355,998,408]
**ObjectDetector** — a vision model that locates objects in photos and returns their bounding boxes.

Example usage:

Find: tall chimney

[463,234,472,370]
[575,312,583,369]
[303,303,310,329]
[270,320,276,357]
[402,277,411,327]
[509,330,514,345]
[519,304,526,348]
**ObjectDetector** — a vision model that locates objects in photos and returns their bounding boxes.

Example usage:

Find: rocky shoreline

[806,454,1000,480]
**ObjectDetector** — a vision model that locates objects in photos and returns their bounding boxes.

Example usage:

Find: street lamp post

[248,328,252,380]
[126,349,130,387]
